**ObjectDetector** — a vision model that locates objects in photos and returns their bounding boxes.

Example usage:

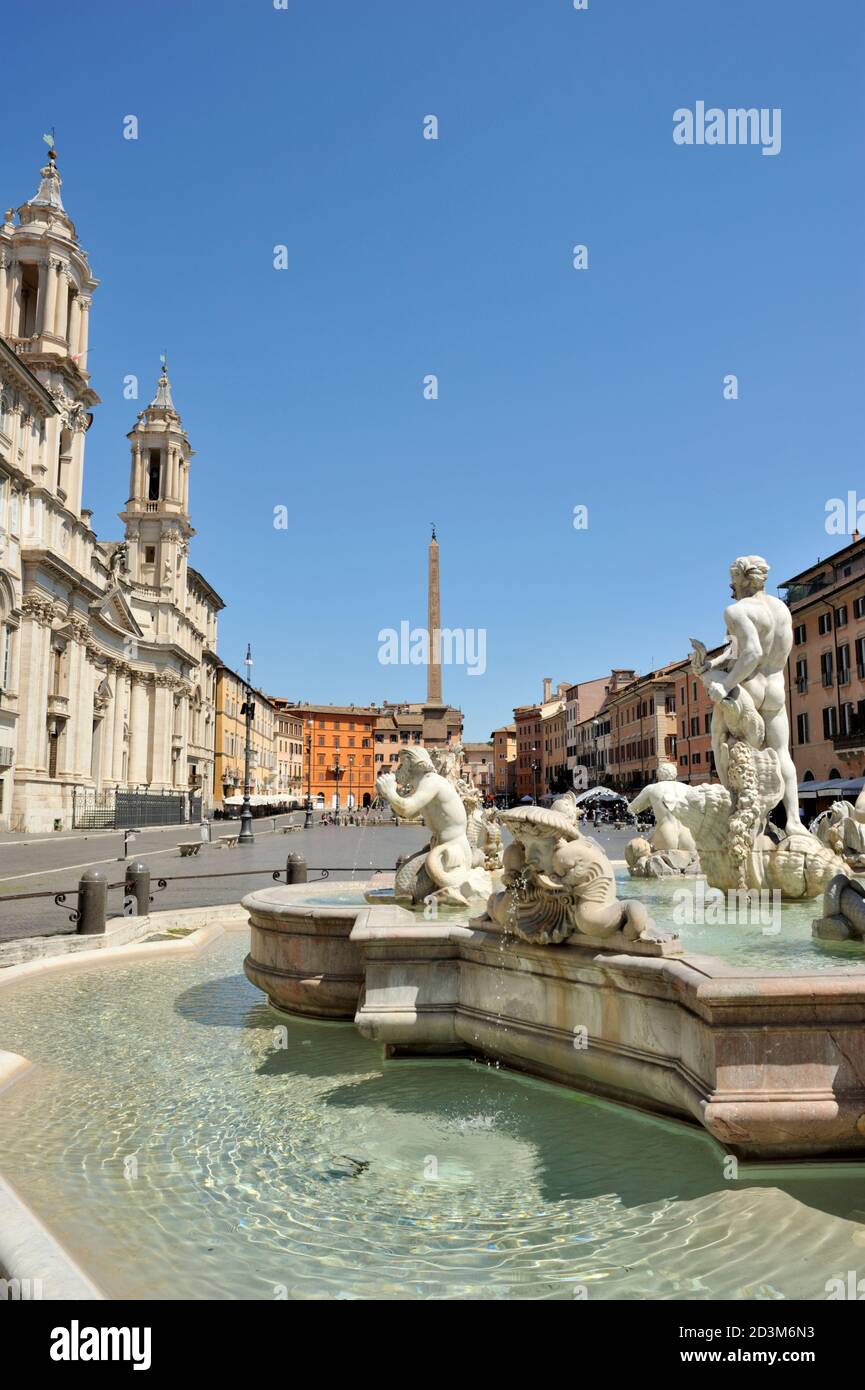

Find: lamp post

[304,717,314,828]
[348,754,355,812]
[530,744,539,804]
[238,644,255,845]
[332,752,343,816]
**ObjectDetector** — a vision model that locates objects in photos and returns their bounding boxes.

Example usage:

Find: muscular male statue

[376,746,487,904]
[690,555,802,833]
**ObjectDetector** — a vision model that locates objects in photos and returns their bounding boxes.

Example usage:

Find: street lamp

[238,644,255,845]
[332,752,343,815]
[348,754,355,811]
[304,718,314,828]
[530,744,539,804]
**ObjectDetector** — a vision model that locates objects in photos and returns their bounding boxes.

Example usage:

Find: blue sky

[4,0,864,739]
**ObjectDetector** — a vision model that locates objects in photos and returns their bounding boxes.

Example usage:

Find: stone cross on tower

[427,523,442,705]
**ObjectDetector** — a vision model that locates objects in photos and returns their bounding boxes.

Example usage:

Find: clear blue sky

[5,0,864,739]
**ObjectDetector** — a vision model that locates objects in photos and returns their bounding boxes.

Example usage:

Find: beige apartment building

[462,740,494,798]
[271,697,305,801]
[491,723,516,802]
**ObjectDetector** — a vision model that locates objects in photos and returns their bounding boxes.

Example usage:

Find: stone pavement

[0,818,633,945]
[0,819,427,942]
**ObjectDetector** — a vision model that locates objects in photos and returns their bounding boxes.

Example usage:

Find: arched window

[829,768,842,780]
[802,770,814,782]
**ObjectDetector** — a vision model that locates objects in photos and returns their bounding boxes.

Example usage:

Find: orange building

[282,704,378,810]
[605,664,680,792]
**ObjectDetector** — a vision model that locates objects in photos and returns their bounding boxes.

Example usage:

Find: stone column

[34,260,48,335]
[151,677,174,788]
[112,667,128,784]
[128,674,150,785]
[42,257,59,336]
[54,267,69,340]
[6,260,23,337]
[67,632,93,779]
[0,252,9,336]
[76,295,91,369]
[67,293,81,356]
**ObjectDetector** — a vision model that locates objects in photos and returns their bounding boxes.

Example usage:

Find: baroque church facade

[0,147,223,832]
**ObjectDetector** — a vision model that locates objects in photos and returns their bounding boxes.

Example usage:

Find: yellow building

[214,661,277,803]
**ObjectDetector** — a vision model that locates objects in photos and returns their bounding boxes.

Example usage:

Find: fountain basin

[243,880,368,1019]
[243,878,865,1160]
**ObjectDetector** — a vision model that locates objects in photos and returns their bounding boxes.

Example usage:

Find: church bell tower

[120,362,194,600]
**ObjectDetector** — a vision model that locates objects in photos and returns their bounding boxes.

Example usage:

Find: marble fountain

[4,553,865,1301]
[244,556,865,1163]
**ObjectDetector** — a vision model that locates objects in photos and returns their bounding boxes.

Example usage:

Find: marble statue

[812,872,865,942]
[476,799,676,950]
[812,789,865,871]
[375,747,492,907]
[625,762,700,878]
[430,748,504,873]
[667,556,848,899]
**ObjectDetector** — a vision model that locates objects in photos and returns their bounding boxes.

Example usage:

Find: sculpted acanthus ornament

[21,592,60,626]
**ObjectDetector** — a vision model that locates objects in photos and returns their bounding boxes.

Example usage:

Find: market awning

[797,777,865,800]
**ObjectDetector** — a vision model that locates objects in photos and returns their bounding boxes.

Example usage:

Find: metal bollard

[125,859,151,916]
[77,868,108,935]
[285,852,308,884]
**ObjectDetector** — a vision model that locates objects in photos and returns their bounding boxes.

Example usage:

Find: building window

[797,712,809,744]
[795,657,808,693]
[821,651,834,687]
[838,644,851,684]
[0,623,13,691]
[818,612,832,636]
[854,596,865,621]
[144,545,156,565]
[794,623,807,645]
[836,605,848,629]
[823,706,839,738]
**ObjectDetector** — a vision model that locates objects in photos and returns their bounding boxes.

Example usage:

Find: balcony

[833,723,865,756]
[47,693,69,720]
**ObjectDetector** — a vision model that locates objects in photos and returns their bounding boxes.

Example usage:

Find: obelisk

[427,523,442,705]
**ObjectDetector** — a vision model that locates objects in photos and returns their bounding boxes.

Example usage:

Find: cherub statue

[375,747,491,907]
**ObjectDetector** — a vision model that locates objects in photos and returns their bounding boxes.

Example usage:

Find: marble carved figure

[625,763,700,877]
[812,787,865,871]
[477,799,676,950]
[375,747,492,907]
[666,557,848,899]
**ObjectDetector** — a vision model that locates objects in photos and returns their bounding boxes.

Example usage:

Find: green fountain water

[1,930,864,1299]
